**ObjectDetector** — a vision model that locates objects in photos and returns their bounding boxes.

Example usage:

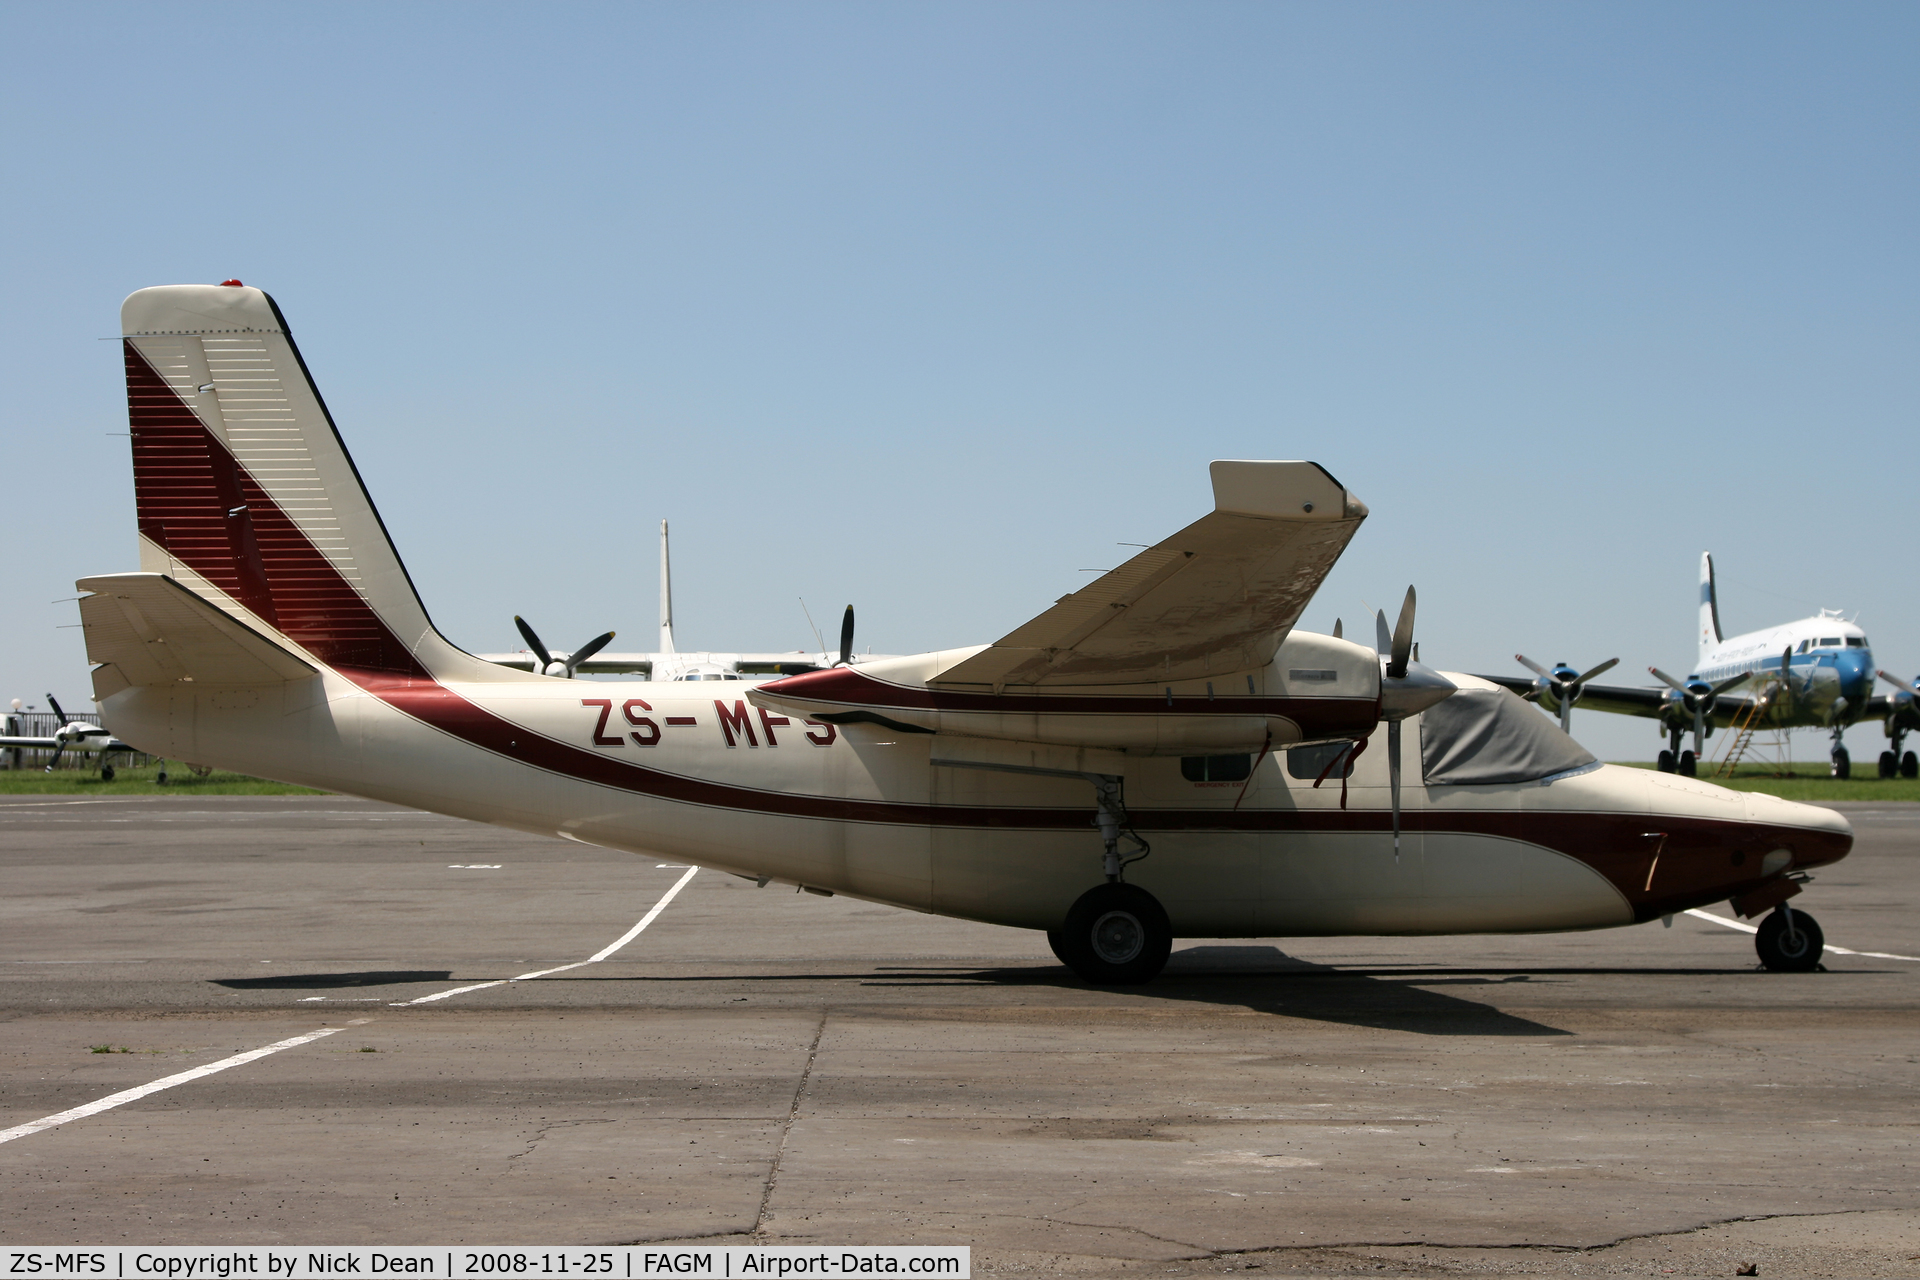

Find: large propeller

[1878,670,1920,701]
[1371,587,1457,858]
[1649,666,1751,757]
[1514,654,1620,734]
[514,616,616,679]
[836,605,855,667]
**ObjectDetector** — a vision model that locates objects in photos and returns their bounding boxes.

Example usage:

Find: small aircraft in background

[1,694,139,779]
[1488,553,1887,777]
[479,521,887,682]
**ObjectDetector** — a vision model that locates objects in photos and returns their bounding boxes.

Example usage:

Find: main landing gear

[1657,726,1697,777]
[1047,774,1173,985]
[1879,720,1918,779]
[1755,904,1823,972]
[1829,726,1850,780]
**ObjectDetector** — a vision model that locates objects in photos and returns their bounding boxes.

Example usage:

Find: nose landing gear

[1756,905,1824,972]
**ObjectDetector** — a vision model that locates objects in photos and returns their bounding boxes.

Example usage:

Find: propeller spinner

[1649,666,1751,758]
[514,617,616,679]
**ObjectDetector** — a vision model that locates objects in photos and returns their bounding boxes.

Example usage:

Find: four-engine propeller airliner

[77,282,1852,980]
[1490,555,1888,778]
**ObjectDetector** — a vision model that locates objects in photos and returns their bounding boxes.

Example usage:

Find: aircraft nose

[1741,791,1852,870]
[1836,649,1872,699]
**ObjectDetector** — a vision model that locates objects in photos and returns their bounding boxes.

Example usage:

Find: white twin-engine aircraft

[80,283,1852,981]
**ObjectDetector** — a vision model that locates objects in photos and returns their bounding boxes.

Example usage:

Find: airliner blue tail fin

[1699,552,1722,664]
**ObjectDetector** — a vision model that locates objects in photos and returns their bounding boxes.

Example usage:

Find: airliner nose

[1742,791,1852,870]
[1836,648,1872,700]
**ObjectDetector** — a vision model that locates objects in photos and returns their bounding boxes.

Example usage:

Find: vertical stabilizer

[1699,551,1723,663]
[119,283,510,683]
[659,519,676,654]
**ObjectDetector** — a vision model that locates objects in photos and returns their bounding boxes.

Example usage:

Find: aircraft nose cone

[1836,649,1872,698]
[1742,790,1853,870]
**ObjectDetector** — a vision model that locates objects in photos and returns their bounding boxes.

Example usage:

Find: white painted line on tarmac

[0,1019,372,1147]
[1684,908,1920,961]
[394,864,700,1006]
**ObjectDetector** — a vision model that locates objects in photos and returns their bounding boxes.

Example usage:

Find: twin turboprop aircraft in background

[479,520,886,682]
[75,282,1855,983]
[0,694,138,779]
[1489,553,1897,778]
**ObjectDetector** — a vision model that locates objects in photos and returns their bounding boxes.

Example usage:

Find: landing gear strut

[1830,726,1850,780]
[1879,723,1916,778]
[1755,905,1823,972]
[1046,774,1171,985]
[1658,725,1696,776]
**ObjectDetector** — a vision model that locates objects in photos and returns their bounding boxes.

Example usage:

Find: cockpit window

[1796,640,1808,654]
[1420,687,1597,786]
[1847,636,1865,648]
[1819,637,1841,648]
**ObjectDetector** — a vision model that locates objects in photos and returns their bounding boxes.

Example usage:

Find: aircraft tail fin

[1699,551,1723,662]
[118,284,506,683]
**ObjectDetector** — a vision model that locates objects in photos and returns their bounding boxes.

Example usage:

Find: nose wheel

[1756,905,1823,972]
[1049,883,1172,984]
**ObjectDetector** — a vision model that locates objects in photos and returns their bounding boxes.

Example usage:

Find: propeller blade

[1388,719,1402,860]
[1878,670,1920,697]
[838,605,855,667]
[1387,587,1415,680]
[1373,609,1391,658]
[1574,657,1619,685]
[44,743,64,773]
[514,617,554,670]
[1710,671,1751,697]
[1648,667,1689,694]
[1332,618,1342,641]
[566,631,617,675]
[1514,653,1551,679]
[45,693,67,723]
[1559,697,1574,735]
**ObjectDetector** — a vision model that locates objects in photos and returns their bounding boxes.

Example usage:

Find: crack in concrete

[505,1116,614,1164]
[942,1205,1908,1265]
[752,1008,827,1236]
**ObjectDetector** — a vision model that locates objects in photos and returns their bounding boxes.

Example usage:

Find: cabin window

[1285,741,1354,781]
[1182,754,1252,782]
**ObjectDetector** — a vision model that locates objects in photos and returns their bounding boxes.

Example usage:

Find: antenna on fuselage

[659,519,676,655]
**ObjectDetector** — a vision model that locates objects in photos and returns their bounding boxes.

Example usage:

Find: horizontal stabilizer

[78,572,317,698]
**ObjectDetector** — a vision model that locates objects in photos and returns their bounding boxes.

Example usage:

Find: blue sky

[3,2,1914,763]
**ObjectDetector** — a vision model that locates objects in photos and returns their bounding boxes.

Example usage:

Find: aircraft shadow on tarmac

[210,970,453,990]
[866,946,1574,1037]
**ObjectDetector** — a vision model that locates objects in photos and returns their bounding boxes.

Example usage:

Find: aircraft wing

[1474,674,1672,721]
[477,652,656,675]
[931,461,1367,689]
[0,735,60,749]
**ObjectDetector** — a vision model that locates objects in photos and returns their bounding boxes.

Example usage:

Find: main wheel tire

[99,765,115,781]
[1054,883,1172,985]
[1679,750,1697,777]
[1756,907,1823,972]
[1045,929,1072,968]
[1880,751,1898,779]
[1657,750,1676,774]
[1831,747,1851,780]
[155,770,169,785]
[1903,751,1918,779]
